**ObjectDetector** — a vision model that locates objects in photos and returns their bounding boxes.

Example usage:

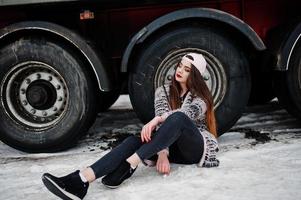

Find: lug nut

[30,109,36,114]
[36,73,41,79]
[20,88,26,94]
[25,79,31,84]
[48,76,53,81]
[167,75,173,80]
[22,100,28,106]
[58,97,63,101]
[53,107,58,112]
[203,75,210,81]
[56,85,61,90]
[42,111,48,116]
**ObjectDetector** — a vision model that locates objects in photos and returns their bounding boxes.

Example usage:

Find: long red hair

[168,61,217,138]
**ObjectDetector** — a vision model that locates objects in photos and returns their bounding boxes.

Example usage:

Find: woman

[41,53,220,200]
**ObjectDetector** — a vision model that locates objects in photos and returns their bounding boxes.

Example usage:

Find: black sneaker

[42,170,89,200]
[102,161,137,189]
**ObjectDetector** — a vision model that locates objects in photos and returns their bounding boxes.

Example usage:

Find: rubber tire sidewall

[0,37,96,152]
[129,26,251,134]
[275,41,301,119]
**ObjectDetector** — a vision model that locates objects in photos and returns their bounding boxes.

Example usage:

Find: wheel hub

[1,61,68,129]
[154,48,227,108]
[26,81,56,109]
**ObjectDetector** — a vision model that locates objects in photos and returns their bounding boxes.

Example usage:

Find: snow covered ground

[0,95,300,200]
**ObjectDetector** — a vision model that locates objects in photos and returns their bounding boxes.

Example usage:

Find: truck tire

[0,37,96,152]
[274,42,301,119]
[129,26,251,134]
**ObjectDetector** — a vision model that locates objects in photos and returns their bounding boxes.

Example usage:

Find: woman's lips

[176,74,182,78]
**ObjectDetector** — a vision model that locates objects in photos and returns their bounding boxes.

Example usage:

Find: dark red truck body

[0,0,298,63]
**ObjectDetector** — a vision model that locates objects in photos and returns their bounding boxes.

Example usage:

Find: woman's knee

[166,111,190,123]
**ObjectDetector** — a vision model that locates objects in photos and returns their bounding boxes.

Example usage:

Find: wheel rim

[154,48,227,108]
[1,61,69,130]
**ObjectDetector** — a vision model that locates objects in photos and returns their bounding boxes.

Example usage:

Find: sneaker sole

[102,178,131,189]
[42,175,81,200]
[102,183,121,189]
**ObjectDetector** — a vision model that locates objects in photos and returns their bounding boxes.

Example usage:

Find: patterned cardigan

[154,84,220,168]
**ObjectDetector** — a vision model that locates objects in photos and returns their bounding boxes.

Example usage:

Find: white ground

[0,95,301,200]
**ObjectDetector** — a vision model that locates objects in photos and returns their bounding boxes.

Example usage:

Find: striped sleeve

[154,86,171,117]
[162,97,207,121]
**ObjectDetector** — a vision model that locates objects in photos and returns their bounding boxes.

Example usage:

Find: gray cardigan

[154,85,220,168]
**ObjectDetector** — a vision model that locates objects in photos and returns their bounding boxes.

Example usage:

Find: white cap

[181,53,207,75]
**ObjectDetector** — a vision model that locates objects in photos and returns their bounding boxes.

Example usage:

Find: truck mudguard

[121,7,266,72]
[275,22,301,71]
[0,21,113,91]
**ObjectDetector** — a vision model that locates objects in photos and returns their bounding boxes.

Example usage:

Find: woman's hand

[156,153,170,174]
[140,116,161,143]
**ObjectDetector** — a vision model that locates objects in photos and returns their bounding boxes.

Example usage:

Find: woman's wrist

[158,149,169,157]
[158,152,168,158]
[155,116,163,123]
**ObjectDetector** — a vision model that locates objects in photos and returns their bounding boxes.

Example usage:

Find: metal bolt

[20,88,26,94]
[22,100,28,106]
[42,111,48,116]
[25,79,31,84]
[58,97,63,101]
[167,75,173,80]
[48,76,53,81]
[53,107,58,112]
[36,73,41,79]
[30,109,36,114]
[203,75,210,81]
[56,85,61,90]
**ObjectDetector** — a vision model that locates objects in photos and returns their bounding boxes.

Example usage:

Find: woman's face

[175,59,191,84]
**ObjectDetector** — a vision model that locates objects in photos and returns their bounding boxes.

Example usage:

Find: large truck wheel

[274,42,301,119]
[129,26,251,134]
[0,37,97,152]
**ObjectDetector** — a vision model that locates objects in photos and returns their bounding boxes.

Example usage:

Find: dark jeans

[90,112,204,179]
